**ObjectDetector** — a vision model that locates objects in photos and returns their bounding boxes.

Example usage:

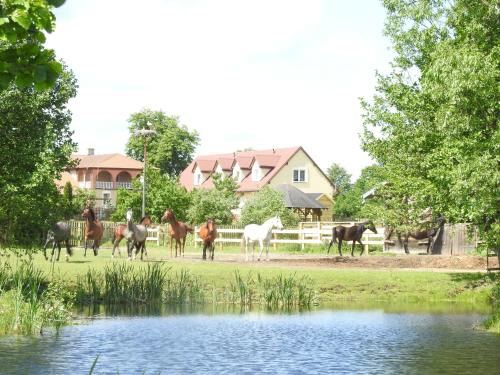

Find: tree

[0,63,77,246]
[326,163,352,196]
[187,174,240,225]
[0,0,66,90]
[361,0,499,247]
[240,187,299,227]
[332,165,385,220]
[125,109,200,177]
[112,168,191,224]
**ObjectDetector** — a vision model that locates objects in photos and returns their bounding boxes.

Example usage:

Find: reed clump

[75,263,204,305]
[0,261,73,335]
[224,271,316,308]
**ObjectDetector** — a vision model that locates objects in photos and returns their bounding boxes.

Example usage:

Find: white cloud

[47,0,392,179]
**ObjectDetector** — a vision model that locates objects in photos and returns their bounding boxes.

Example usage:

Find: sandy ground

[165,251,490,272]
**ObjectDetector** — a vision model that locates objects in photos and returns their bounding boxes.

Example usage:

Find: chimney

[88,148,95,156]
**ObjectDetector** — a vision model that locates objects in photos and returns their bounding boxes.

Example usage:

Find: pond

[1,305,499,374]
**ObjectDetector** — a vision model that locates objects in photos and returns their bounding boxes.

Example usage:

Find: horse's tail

[332,227,338,244]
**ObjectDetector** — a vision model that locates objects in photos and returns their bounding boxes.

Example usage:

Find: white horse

[242,216,283,261]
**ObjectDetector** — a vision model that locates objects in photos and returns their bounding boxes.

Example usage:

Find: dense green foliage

[332,165,385,220]
[361,0,499,244]
[187,174,239,225]
[240,187,299,227]
[112,168,191,223]
[0,65,77,246]
[125,108,200,177]
[0,0,65,90]
[327,163,351,196]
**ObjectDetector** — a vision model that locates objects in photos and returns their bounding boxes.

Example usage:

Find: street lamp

[134,124,156,217]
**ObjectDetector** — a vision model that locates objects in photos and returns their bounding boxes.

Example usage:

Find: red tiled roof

[217,157,234,171]
[180,147,301,192]
[195,159,217,172]
[71,154,143,170]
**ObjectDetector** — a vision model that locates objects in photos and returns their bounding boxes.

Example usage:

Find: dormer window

[194,166,203,186]
[293,168,307,183]
[251,162,261,181]
[232,164,243,183]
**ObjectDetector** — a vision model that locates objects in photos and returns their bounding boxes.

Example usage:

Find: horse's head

[206,218,216,232]
[364,220,377,234]
[273,216,283,230]
[126,209,133,222]
[82,207,95,221]
[140,215,153,227]
[161,209,173,223]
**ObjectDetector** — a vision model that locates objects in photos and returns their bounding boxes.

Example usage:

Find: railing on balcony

[95,181,133,190]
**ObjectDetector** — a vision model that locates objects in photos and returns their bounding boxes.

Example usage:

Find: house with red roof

[180,146,334,221]
[57,148,143,212]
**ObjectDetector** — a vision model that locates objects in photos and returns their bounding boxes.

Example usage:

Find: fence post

[193,226,198,249]
[300,222,305,251]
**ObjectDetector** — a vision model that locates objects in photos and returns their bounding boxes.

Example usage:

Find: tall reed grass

[75,263,204,305]
[223,271,317,308]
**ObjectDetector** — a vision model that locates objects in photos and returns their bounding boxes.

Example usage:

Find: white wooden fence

[194,222,386,252]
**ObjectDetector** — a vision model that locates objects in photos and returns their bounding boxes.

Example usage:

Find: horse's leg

[427,235,434,255]
[257,240,264,261]
[51,241,57,262]
[245,239,249,261]
[265,240,270,261]
[65,240,71,261]
[403,235,410,254]
[358,239,365,256]
[43,238,51,260]
[84,238,88,257]
[56,241,61,261]
[338,239,343,257]
[202,242,207,260]
[210,242,214,261]
[182,236,186,257]
[351,240,356,256]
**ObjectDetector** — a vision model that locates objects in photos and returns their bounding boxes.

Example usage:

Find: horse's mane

[87,207,96,222]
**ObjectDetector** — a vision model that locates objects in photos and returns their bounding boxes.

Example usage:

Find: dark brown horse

[199,218,217,260]
[111,214,152,257]
[161,209,193,257]
[384,215,445,254]
[327,221,377,256]
[82,207,104,256]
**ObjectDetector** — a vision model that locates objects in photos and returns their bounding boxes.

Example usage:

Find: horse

[124,209,150,261]
[401,216,445,255]
[241,216,283,261]
[112,214,152,257]
[82,207,104,256]
[161,209,193,257]
[327,221,377,256]
[43,222,72,262]
[199,218,217,260]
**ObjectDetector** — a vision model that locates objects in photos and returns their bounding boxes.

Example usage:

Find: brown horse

[199,218,217,260]
[402,216,445,255]
[111,214,152,257]
[327,221,377,256]
[161,209,193,257]
[82,207,104,256]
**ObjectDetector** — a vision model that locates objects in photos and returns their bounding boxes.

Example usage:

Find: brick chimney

[88,148,95,155]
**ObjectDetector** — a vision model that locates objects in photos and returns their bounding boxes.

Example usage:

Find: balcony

[95,181,133,190]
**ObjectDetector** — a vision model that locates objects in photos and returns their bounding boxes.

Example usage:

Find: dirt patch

[177,252,487,271]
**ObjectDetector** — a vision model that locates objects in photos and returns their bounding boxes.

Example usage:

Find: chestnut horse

[111,214,152,257]
[199,218,217,260]
[82,207,104,256]
[327,221,377,256]
[161,209,193,257]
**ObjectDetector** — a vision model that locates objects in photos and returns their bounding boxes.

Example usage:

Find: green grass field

[11,244,494,308]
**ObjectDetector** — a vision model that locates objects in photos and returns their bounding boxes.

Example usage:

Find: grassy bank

[1,248,498,335]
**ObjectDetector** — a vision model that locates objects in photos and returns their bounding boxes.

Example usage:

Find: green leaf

[34,65,48,83]
[15,72,33,88]
[11,10,31,30]
[0,72,14,89]
[48,0,66,7]
[0,18,9,26]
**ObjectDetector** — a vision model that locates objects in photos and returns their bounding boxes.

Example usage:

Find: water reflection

[1,307,499,375]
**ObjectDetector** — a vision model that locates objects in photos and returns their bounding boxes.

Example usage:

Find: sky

[47,0,393,180]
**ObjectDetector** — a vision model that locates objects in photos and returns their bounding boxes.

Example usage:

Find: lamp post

[134,125,156,217]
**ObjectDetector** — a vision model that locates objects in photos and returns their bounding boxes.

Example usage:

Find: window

[194,172,202,186]
[103,192,111,208]
[251,164,261,181]
[293,168,307,183]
